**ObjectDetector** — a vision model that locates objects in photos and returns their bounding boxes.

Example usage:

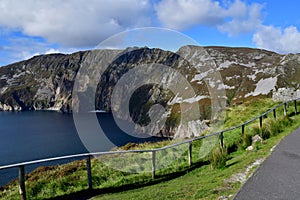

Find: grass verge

[93,114,300,200]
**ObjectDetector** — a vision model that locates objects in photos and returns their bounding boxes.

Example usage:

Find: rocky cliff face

[202,47,300,104]
[0,51,88,112]
[0,46,299,137]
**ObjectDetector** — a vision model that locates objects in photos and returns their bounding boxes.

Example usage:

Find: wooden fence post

[284,103,287,116]
[152,151,156,179]
[259,116,263,129]
[242,125,245,136]
[86,155,93,190]
[19,165,26,200]
[273,109,277,120]
[188,141,192,167]
[219,132,224,149]
[294,100,297,114]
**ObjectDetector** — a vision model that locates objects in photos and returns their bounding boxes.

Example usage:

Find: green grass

[1,98,300,200]
[93,114,300,200]
[224,98,279,128]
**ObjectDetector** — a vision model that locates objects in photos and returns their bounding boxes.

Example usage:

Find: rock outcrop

[0,51,87,112]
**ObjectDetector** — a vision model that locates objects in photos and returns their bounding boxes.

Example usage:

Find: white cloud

[1,0,300,62]
[218,2,263,36]
[0,0,266,50]
[155,0,224,30]
[253,25,300,53]
[0,0,152,47]
[155,0,264,35]
[45,48,61,55]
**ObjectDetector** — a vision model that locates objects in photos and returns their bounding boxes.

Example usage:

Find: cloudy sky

[0,0,300,66]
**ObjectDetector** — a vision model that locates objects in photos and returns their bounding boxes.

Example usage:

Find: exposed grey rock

[219,196,229,200]
[246,145,254,151]
[252,134,263,143]
[272,88,300,102]
[172,119,209,138]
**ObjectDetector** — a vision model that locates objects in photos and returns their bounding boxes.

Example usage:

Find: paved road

[234,127,300,200]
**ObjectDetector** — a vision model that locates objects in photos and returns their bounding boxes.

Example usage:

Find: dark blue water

[0,111,163,186]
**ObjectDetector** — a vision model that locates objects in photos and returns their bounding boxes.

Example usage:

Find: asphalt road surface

[234,127,300,199]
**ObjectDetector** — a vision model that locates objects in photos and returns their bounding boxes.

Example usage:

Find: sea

[0,111,163,186]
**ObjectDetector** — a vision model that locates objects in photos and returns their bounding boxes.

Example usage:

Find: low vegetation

[1,98,300,199]
[209,147,228,169]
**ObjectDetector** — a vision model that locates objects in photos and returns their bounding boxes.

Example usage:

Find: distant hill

[0,46,299,137]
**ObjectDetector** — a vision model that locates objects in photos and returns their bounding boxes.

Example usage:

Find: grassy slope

[92,100,300,200]
[95,131,298,200]
[1,99,300,200]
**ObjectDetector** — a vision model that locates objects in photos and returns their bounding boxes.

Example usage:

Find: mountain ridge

[0,45,299,137]
[1,45,299,111]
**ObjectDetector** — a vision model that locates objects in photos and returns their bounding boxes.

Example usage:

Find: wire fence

[1,98,299,200]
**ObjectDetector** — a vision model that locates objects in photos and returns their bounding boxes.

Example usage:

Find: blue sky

[0,0,300,66]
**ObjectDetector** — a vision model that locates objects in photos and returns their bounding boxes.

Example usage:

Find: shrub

[250,124,261,136]
[279,116,293,127]
[226,142,238,154]
[240,132,253,149]
[121,142,139,150]
[209,147,227,169]
[250,124,270,140]
[269,119,282,136]
[260,126,271,140]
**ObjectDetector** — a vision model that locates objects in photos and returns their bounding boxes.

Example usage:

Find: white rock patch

[272,88,300,102]
[243,62,256,67]
[218,84,235,90]
[245,77,277,97]
[183,95,209,103]
[225,158,264,184]
[247,74,256,81]
[168,94,209,105]
[219,61,235,69]
[191,71,209,82]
